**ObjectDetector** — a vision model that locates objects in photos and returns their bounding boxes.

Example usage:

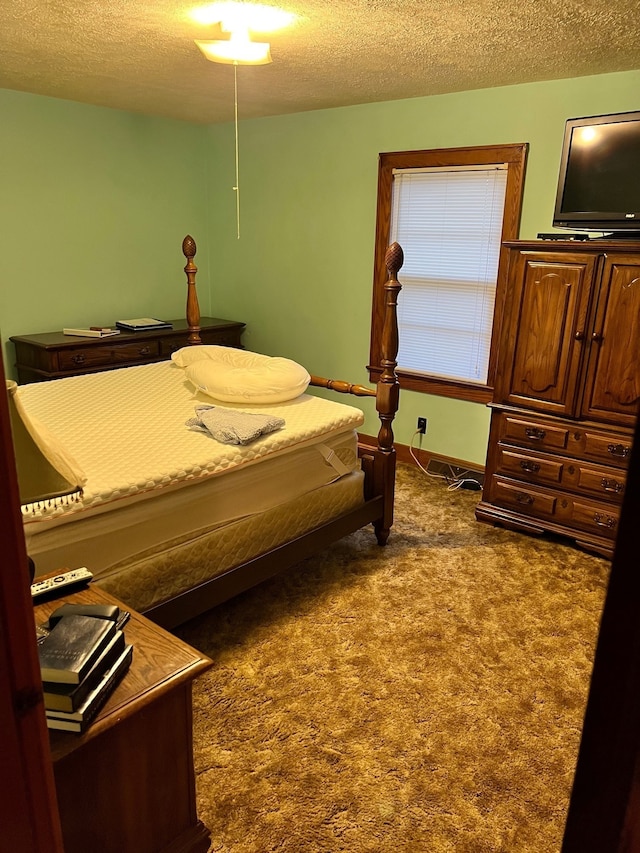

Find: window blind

[390,166,508,385]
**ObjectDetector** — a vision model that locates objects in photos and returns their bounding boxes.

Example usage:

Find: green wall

[1,70,639,464]
[0,88,212,351]
[204,69,640,463]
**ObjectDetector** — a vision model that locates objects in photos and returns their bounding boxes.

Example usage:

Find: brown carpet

[177,463,610,853]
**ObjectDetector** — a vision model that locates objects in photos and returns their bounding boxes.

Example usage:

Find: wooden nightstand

[34,584,213,853]
[11,317,245,383]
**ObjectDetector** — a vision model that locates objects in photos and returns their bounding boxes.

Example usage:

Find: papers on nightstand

[63,327,121,338]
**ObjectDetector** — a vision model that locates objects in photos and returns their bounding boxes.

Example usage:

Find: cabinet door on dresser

[495,251,597,417]
[580,254,640,427]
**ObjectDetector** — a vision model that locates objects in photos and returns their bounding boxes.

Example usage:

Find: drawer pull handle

[138,346,152,356]
[601,477,624,494]
[71,353,86,365]
[519,460,540,473]
[607,443,630,459]
[574,330,585,341]
[591,331,603,342]
[525,427,546,441]
[515,492,534,505]
[593,513,617,529]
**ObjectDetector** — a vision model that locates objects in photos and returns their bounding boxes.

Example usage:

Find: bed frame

[143,235,403,628]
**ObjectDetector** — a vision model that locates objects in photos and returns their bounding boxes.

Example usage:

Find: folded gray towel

[186,405,285,446]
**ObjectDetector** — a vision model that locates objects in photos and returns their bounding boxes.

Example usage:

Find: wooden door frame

[562,408,640,850]
[0,349,64,853]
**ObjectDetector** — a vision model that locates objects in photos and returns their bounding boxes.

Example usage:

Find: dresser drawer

[496,444,627,502]
[488,475,620,541]
[563,461,626,502]
[201,328,244,347]
[499,414,569,452]
[160,336,200,358]
[571,500,620,539]
[496,446,564,486]
[58,340,160,371]
[489,477,558,521]
[578,430,633,467]
[159,328,242,357]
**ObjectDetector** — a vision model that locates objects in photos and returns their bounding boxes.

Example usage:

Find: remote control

[537,232,590,241]
[31,567,94,601]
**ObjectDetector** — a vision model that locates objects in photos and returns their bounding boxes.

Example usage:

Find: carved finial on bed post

[182,235,201,345]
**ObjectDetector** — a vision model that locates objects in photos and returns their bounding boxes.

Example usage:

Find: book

[38,614,117,685]
[115,317,173,332]
[46,643,133,733]
[63,327,121,337]
[43,630,125,712]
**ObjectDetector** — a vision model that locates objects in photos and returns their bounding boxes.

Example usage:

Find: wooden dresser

[476,239,640,558]
[10,316,245,384]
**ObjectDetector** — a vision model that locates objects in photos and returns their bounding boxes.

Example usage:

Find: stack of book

[38,608,133,733]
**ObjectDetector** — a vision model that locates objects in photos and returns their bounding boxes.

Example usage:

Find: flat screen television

[553,111,640,237]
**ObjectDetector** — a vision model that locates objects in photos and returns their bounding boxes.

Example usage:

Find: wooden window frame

[369,144,528,403]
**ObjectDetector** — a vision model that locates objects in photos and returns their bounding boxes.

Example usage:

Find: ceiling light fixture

[195,28,272,65]
[193,2,296,238]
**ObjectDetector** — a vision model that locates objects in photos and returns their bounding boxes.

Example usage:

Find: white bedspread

[18,360,364,524]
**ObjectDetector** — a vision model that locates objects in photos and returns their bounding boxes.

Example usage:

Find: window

[369,144,528,403]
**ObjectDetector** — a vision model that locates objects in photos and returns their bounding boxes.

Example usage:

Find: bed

[18,235,403,629]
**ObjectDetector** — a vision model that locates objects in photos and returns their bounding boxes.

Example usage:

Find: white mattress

[18,360,365,577]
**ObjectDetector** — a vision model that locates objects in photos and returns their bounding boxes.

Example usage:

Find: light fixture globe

[195,30,272,65]
[192,2,295,65]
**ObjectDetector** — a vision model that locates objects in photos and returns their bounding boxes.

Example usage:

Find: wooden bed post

[372,241,403,544]
[308,242,403,546]
[182,235,202,345]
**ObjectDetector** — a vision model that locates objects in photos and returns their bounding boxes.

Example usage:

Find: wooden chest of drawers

[10,317,245,383]
[476,240,640,558]
[478,406,632,557]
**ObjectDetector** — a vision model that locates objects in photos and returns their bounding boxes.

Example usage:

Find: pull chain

[233,62,240,240]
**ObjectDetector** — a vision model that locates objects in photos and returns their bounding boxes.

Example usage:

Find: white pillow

[181,348,310,404]
[171,345,229,368]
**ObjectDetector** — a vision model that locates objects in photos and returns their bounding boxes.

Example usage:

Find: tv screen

[553,111,640,234]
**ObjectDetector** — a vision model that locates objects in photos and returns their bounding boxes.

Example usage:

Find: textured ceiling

[2,0,640,124]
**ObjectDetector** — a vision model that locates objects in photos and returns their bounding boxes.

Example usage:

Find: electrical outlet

[417,417,428,434]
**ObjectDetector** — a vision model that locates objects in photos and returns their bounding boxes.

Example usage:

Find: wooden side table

[34,584,213,853]
[11,317,245,383]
